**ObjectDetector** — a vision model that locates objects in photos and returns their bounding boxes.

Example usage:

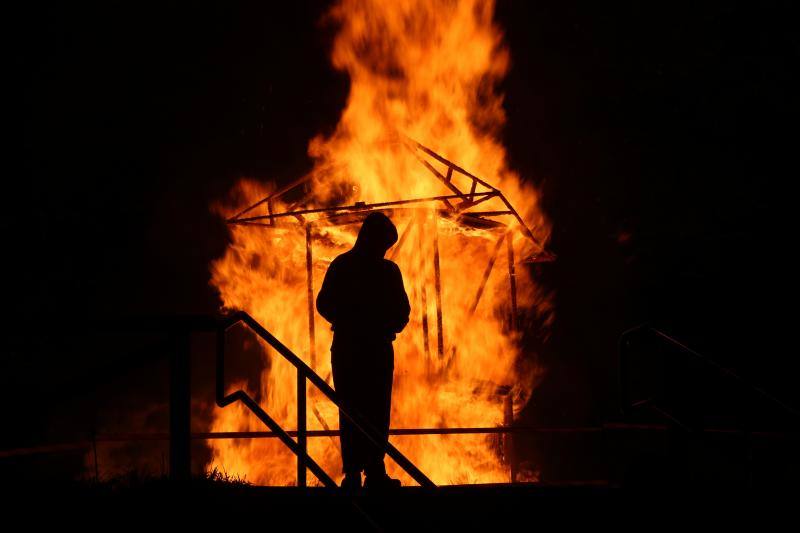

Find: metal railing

[2,312,528,486]
[619,323,799,423]
[618,324,800,486]
[214,311,436,488]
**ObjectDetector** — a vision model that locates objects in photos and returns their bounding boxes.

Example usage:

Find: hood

[353,212,398,258]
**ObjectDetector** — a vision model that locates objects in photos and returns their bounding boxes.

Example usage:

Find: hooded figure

[316,212,410,489]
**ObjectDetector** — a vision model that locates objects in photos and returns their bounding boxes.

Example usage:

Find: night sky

[4,1,797,474]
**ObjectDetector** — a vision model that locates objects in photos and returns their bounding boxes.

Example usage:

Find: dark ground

[4,477,796,529]
[3,1,798,482]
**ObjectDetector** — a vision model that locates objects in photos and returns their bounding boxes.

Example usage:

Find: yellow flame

[208,0,551,486]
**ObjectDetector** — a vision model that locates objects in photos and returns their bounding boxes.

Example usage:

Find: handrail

[619,324,800,422]
[216,311,436,488]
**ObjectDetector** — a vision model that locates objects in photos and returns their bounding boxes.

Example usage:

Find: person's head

[353,212,398,258]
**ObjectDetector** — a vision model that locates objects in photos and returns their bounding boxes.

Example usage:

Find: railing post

[222,312,436,488]
[297,370,307,487]
[170,332,191,481]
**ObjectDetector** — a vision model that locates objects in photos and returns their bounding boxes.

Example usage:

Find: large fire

[208,0,551,485]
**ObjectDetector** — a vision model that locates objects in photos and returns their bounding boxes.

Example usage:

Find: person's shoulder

[381,258,402,273]
[329,250,357,269]
[331,250,353,264]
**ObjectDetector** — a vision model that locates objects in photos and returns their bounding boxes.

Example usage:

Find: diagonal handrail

[619,324,800,423]
[216,311,436,488]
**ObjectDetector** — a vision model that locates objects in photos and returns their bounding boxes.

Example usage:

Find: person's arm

[387,262,411,334]
[316,260,341,325]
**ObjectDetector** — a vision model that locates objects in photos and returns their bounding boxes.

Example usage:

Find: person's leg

[332,349,364,487]
[364,345,399,487]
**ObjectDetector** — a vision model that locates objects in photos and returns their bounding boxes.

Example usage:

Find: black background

[3,1,797,466]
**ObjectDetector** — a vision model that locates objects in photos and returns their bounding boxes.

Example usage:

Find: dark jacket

[316,213,410,342]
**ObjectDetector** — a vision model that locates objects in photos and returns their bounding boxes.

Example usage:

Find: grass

[74,466,251,491]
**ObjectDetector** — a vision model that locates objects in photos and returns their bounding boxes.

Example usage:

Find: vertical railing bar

[224,312,436,488]
[169,332,191,481]
[297,369,307,487]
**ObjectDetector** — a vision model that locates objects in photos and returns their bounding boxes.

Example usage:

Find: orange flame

[208,0,551,485]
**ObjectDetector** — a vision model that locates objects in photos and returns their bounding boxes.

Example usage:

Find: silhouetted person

[316,212,410,489]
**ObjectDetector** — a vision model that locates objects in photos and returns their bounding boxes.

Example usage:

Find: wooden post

[504,394,517,483]
[305,224,316,370]
[418,214,431,364]
[470,232,507,315]
[506,232,519,331]
[169,332,191,481]
[432,214,444,359]
[388,217,413,261]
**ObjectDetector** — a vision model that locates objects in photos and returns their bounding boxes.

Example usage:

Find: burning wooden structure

[226,138,553,370]
[217,139,553,484]
[209,0,554,485]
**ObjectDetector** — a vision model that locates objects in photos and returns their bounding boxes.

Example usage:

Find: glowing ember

[208,0,551,485]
